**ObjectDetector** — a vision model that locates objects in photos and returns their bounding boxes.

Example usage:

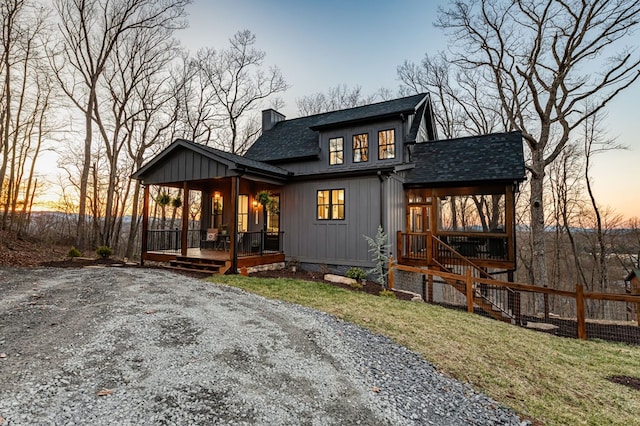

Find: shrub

[379,289,396,298]
[346,267,367,281]
[349,281,364,290]
[67,247,81,258]
[96,246,113,259]
[364,225,390,288]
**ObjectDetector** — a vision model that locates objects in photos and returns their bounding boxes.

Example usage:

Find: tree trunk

[76,88,96,249]
[530,151,549,314]
[125,181,142,259]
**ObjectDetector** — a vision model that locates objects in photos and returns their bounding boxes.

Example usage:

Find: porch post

[181,182,189,257]
[141,184,149,265]
[230,176,239,273]
[505,184,515,263]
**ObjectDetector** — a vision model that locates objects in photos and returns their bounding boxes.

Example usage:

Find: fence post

[387,257,395,290]
[576,283,587,340]
[466,269,474,313]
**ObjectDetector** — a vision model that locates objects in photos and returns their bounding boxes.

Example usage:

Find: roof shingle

[245,93,429,163]
[405,131,526,186]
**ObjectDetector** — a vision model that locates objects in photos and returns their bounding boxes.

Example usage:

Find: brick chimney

[262,109,285,133]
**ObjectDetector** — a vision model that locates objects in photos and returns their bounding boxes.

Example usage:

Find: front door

[407,196,431,257]
[409,205,430,233]
[265,194,280,251]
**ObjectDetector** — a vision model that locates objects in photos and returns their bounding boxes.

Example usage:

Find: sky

[175,0,640,219]
[35,0,639,219]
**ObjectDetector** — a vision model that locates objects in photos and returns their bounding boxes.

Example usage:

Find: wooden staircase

[167,256,231,275]
[431,236,517,323]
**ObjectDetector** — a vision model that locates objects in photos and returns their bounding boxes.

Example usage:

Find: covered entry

[398,131,526,273]
[132,139,290,273]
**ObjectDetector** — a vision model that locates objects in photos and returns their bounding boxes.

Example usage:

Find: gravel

[0,267,528,425]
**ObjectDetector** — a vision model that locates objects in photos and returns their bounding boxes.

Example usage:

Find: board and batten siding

[141,147,230,185]
[281,175,383,267]
[384,172,407,260]
[278,118,406,175]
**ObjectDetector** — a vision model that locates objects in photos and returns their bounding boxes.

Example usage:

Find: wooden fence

[388,261,640,340]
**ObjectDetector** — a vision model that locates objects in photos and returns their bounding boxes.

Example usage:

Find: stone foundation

[246,262,286,274]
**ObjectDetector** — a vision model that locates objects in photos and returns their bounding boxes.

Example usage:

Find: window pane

[238,195,248,232]
[267,195,279,232]
[317,190,330,220]
[353,133,368,163]
[329,137,343,165]
[212,193,223,229]
[332,189,345,219]
[378,129,395,159]
[332,189,344,204]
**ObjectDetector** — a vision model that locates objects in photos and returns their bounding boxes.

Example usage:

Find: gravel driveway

[0,267,525,425]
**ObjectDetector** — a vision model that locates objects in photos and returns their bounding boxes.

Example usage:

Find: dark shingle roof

[245,93,429,163]
[244,115,321,163]
[309,93,428,129]
[405,131,526,186]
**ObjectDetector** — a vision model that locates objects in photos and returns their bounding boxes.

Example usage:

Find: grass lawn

[210,275,640,426]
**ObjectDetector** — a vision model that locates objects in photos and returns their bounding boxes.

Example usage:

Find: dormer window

[353,133,369,163]
[329,137,343,165]
[378,129,395,159]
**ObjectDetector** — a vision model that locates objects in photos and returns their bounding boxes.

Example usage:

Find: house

[132,93,525,278]
[625,270,640,325]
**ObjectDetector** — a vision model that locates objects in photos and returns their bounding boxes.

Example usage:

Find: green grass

[209,275,640,425]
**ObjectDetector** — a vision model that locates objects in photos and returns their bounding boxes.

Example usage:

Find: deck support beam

[230,175,239,274]
[141,185,150,265]
[181,182,189,257]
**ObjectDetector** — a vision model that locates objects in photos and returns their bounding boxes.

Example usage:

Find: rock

[393,289,422,300]
[324,274,357,285]
[526,322,559,331]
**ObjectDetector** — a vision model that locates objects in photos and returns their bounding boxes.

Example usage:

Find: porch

[132,139,290,274]
[397,231,515,270]
[397,182,518,273]
[143,229,285,273]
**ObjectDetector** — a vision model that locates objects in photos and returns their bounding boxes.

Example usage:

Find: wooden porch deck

[143,248,285,272]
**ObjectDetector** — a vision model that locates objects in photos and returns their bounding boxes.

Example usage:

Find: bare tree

[122,54,181,258]
[579,111,625,295]
[52,0,189,248]
[196,30,288,154]
[170,52,220,143]
[0,0,53,232]
[617,217,640,271]
[438,0,640,288]
[398,53,508,232]
[296,84,390,116]
[399,52,510,139]
[94,14,183,248]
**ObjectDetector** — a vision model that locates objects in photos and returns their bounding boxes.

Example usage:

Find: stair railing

[432,235,516,321]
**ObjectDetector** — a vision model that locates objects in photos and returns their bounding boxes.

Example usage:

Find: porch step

[167,256,228,274]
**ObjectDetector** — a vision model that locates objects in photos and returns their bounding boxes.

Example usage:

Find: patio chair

[201,228,218,250]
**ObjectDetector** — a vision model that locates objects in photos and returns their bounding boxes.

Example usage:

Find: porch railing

[237,231,284,257]
[398,231,510,264]
[146,229,284,257]
[146,229,200,253]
